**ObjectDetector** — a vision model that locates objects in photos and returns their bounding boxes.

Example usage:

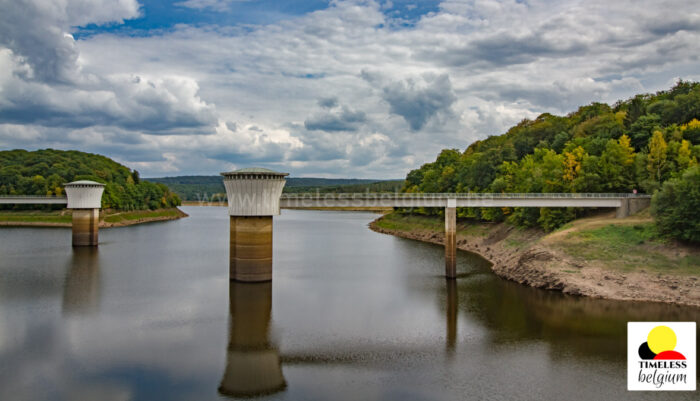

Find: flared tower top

[221,167,289,179]
[220,167,288,216]
[64,180,105,209]
[64,180,106,187]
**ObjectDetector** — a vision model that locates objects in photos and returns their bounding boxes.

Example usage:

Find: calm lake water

[0,207,698,400]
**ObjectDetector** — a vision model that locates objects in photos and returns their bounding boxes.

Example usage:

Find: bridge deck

[0,193,650,209]
[279,193,649,208]
[0,196,68,204]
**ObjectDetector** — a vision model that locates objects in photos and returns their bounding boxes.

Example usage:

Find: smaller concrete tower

[221,168,288,282]
[65,180,105,247]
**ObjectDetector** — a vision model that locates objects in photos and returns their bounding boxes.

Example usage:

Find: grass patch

[374,212,488,237]
[559,222,698,274]
[574,223,661,245]
[103,209,182,223]
[0,208,183,225]
[0,210,71,224]
[374,212,443,232]
[505,238,526,248]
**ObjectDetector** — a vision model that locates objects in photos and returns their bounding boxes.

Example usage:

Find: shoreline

[370,212,700,307]
[0,208,188,228]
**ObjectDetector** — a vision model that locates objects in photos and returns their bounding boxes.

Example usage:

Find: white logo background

[628,321,696,391]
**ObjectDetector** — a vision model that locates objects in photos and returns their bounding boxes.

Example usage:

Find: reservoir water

[0,207,698,400]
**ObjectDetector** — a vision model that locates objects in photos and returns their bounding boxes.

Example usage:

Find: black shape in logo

[638,341,656,360]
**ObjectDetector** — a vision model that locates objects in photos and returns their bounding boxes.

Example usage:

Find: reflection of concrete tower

[219,282,286,398]
[62,247,100,315]
[221,168,288,282]
[65,181,105,247]
[445,279,458,352]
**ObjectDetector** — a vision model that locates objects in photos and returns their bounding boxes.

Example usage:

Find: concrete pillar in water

[219,282,286,397]
[221,168,288,282]
[229,216,273,282]
[71,209,100,246]
[445,198,457,279]
[65,181,105,247]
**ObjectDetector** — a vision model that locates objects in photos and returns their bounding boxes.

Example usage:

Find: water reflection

[219,282,286,398]
[456,263,700,361]
[445,279,457,352]
[62,247,100,315]
[2,208,699,401]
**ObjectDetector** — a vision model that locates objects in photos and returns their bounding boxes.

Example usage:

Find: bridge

[279,192,647,210]
[1,169,651,281]
[0,195,68,204]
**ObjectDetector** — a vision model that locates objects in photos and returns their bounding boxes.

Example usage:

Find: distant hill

[0,149,181,210]
[146,175,404,201]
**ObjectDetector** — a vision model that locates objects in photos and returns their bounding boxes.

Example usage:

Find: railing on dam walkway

[278,192,651,208]
[0,192,651,209]
[0,196,68,204]
[280,192,646,200]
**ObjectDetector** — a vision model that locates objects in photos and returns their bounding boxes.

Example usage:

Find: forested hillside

[404,81,700,237]
[146,176,402,200]
[0,149,180,210]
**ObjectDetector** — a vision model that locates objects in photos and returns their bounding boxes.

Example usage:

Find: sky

[0,0,699,178]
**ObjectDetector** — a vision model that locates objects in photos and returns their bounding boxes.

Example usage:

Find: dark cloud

[318,97,339,108]
[420,30,588,68]
[647,16,700,36]
[379,73,457,131]
[208,143,289,164]
[304,105,366,132]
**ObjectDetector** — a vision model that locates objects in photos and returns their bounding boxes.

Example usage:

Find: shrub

[651,165,700,242]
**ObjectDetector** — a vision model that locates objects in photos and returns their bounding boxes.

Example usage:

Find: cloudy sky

[0,0,699,178]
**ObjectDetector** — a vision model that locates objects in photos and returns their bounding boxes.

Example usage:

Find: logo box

[628,322,696,391]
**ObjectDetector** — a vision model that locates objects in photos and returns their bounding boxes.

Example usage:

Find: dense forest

[0,149,181,210]
[403,80,700,240]
[146,176,403,200]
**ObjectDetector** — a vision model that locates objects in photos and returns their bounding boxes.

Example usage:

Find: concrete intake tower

[65,181,105,247]
[221,168,288,282]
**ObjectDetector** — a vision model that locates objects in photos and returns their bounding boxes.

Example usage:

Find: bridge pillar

[615,198,630,218]
[445,199,457,279]
[222,168,288,282]
[65,181,105,247]
[616,197,651,218]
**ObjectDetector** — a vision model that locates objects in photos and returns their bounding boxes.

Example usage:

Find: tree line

[0,149,181,210]
[402,80,700,241]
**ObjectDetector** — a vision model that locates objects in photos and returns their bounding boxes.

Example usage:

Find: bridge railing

[0,195,68,204]
[279,192,650,200]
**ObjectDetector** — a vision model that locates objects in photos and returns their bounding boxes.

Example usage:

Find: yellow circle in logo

[647,325,677,354]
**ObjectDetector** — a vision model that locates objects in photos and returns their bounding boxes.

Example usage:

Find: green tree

[647,131,668,183]
[651,165,700,243]
[598,135,636,192]
[629,114,662,150]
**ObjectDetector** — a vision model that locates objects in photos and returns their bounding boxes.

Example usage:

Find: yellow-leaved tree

[647,131,668,183]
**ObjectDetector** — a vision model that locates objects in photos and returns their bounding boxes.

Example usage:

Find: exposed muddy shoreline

[370,214,700,307]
